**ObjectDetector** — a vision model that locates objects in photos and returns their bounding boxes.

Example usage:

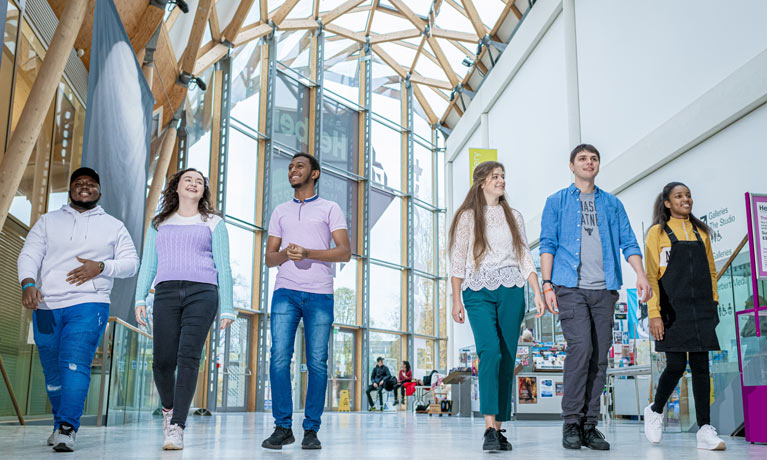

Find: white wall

[444,0,767,364]
[576,0,767,164]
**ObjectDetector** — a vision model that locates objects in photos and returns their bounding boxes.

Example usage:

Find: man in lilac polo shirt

[261,153,351,451]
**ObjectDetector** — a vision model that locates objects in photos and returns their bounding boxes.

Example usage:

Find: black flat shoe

[582,425,610,450]
[562,423,582,449]
[483,427,501,451]
[302,430,322,450]
[262,426,294,450]
[498,429,512,451]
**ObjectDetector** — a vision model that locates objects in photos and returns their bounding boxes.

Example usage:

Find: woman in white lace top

[449,161,548,452]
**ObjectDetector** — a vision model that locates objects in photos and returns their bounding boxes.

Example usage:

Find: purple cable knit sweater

[154,223,218,286]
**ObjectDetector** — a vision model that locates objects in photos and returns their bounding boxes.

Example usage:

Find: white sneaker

[162,408,173,437]
[643,405,664,443]
[46,428,56,446]
[163,424,184,450]
[697,425,726,450]
[52,425,76,452]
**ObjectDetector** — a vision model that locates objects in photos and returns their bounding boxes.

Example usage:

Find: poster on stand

[518,377,537,404]
[749,193,767,279]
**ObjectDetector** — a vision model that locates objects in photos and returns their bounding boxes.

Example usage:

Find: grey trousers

[555,286,618,426]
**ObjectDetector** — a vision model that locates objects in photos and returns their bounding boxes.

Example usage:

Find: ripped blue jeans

[33,303,109,431]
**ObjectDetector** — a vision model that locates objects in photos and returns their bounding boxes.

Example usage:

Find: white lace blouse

[450,206,536,291]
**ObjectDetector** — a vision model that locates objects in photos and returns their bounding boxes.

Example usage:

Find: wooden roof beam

[324,23,366,43]
[370,44,407,78]
[460,0,489,38]
[412,83,438,124]
[321,0,367,25]
[234,22,273,46]
[365,0,379,37]
[261,0,268,21]
[431,28,477,43]
[180,0,215,75]
[370,29,421,44]
[410,74,451,90]
[209,6,221,41]
[388,0,426,30]
[410,35,426,69]
[222,0,257,43]
[272,0,302,26]
[280,18,319,30]
[425,36,460,87]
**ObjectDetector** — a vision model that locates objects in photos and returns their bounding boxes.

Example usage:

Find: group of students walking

[16,143,726,453]
[449,144,726,452]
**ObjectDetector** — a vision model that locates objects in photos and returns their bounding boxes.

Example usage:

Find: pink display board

[750,194,767,280]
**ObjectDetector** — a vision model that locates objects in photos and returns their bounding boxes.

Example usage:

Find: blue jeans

[270,288,333,431]
[33,303,109,431]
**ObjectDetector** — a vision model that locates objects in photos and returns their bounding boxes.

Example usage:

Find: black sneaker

[582,425,610,450]
[302,430,322,450]
[483,427,501,451]
[498,429,512,451]
[562,423,582,449]
[262,426,295,450]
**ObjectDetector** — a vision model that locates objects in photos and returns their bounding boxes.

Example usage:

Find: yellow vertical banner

[469,148,498,185]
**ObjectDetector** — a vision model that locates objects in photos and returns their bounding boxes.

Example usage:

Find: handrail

[716,234,749,281]
[108,316,152,339]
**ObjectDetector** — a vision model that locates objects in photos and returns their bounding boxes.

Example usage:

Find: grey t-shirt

[577,192,607,290]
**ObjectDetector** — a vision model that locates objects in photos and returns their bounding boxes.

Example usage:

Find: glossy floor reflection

[0,411,764,459]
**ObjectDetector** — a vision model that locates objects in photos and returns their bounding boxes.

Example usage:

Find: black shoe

[262,426,295,450]
[302,430,322,450]
[562,423,582,449]
[582,425,610,450]
[483,427,501,451]
[393,399,399,405]
[498,429,512,451]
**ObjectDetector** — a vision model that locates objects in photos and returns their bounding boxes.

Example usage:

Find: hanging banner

[468,148,497,185]
[748,193,767,279]
[82,0,154,321]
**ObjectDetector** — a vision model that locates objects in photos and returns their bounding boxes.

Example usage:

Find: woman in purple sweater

[134,168,235,450]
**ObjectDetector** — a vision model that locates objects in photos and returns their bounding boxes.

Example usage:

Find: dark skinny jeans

[152,281,219,428]
[651,351,710,427]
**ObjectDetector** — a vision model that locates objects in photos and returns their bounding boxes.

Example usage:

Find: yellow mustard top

[644,217,718,319]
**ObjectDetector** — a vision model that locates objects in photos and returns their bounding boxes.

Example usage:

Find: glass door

[216,315,251,411]
[327,327,356,410]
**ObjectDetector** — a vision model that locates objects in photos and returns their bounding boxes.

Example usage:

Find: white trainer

[46,428,56,446]
[163,424,184,450]
[162,408,173,437]
[643,405,664,444]
[697,424,726,450]
[52,425,76,452]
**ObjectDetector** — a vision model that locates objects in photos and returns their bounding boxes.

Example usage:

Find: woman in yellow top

[641,182,725,450]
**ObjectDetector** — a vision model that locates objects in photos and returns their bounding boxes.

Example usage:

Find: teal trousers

[462,286,525,421]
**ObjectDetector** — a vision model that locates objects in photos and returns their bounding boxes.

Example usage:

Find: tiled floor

[0,411,763,459]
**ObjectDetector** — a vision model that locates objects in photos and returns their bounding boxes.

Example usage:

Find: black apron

[655,225,720,352]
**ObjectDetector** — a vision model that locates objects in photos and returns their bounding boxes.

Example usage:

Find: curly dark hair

[151,168,219,229]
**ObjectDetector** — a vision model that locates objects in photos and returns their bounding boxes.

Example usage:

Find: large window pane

[323,35,360,104]
[321,97,358,174]
[185,67,215,176]
[414,142,433,204]
[274,72,310,153]
[370,264,402,331]
[439,280,447,338]
[48,82,84,212]
[438,212,447,276]
[369,332,402,375]
[371,59,400,124]
[370,188,401,264]
[0,1,19,155]
[320,171,358,251]
[437,148,446,209]
[225,128,258,223]
[371,121,401,191]
[268,153,294,218]
[227,224,254,310]
[415,276,435,336]
[414,337,435,378]
[333,258,358,326]
[414,205,434,273]
[276,29,312,78]
[230,41,261,129]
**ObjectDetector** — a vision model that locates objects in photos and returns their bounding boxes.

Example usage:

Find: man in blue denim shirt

[540,144,652,451]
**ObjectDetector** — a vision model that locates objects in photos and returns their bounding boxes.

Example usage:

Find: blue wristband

[22,282,35,291]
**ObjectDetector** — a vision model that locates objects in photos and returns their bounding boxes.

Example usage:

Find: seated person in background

[520,329,534,343]
[393,361,413,406]
[366,357,391,411]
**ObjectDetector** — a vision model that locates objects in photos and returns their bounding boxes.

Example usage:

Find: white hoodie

[17,204,139,309]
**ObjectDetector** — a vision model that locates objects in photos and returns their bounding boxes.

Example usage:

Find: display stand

[738,193,767,443]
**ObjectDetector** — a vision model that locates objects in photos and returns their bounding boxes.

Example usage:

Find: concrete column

[563,0,582,147]
[480,112,489,148]
[0,0,88,228]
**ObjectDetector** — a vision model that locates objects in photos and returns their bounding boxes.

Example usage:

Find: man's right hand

[543,289,558,314]
[22,285,42,310]
[649,317,664,341]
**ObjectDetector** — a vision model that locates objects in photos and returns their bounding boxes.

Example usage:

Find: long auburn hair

[651,181,710,236]
[151,168,219,229]
[449,161,526,270]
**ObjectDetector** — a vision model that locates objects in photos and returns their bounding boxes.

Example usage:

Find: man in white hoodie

[17,167,139,452]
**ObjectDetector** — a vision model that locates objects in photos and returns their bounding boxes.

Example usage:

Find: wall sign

[749,193,767,279]
[468,148,497,184]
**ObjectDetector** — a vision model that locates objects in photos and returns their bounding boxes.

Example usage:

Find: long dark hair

[651,181,710,236]
[402,360,411,372]
[449,161,526,270]
[151,168,219,229]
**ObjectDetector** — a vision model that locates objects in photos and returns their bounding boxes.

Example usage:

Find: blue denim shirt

[539,184,642,290]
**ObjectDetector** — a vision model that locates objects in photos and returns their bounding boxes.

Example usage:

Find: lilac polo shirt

[268,195,348,294]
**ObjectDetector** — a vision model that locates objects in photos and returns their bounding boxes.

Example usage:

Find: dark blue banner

[82,0,154,321]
